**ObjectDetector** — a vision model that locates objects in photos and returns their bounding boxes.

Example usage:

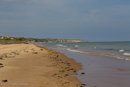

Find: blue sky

[0,0,130,41]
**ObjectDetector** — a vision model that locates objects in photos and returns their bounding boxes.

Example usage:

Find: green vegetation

[0,37,25,44]
[0,36,87,44]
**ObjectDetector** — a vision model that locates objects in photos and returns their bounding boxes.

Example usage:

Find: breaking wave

[119,49,125,52]
[123,53,130,56]
[56,44,67,47]
[66,49,84,53]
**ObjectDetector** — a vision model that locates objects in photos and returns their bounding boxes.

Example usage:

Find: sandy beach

[0,44,83,87]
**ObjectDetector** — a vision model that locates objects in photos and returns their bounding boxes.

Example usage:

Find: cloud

[1,0,27,4]
[0,0,130,40]
[1,0,130,26]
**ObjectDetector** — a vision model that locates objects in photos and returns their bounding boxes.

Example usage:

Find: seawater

[37,41,130,60]
[37,41,130,87]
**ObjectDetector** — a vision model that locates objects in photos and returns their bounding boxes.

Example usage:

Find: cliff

[54,39,88,42]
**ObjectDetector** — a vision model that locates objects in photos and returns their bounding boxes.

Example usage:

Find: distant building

[0,36,4,39]
[6,36,10,38]
[11,38,15,40]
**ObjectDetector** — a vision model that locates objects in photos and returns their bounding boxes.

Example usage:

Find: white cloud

[0,0,130,35]
[1,0,27,4]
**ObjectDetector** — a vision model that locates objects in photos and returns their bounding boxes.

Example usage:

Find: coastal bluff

[56,39,87,42]
[47,39,88,43]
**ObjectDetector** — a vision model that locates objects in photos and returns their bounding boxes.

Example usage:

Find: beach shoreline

[58,49,130,87]
[0,44,83,87]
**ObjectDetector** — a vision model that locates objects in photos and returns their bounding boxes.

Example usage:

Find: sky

[0,0,130,41]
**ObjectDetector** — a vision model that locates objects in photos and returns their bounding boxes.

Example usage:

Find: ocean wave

[75,45,78,47]
[56,44,67,47]
[116,57,130,60]
[104,48,120,51]
[99,48,128,53]
[123,53,130,56]
[93,47,97,49]
[67,49,84,53]
[119,49,125,52]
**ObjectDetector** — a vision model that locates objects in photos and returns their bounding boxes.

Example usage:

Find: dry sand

[0,44,83,87]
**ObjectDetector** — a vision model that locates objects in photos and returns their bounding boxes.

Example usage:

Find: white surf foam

[75,45,78,47]
[67,49,84,53]
[123,52,130,56]
[119,49,124,52]
[93,47,97,49]
[56,44,67,47]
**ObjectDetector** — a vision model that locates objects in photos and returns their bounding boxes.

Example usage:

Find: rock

[32,52,38,54]
[0,66,4,68]
[0,57,3,60]
[81,72,85,75]
[2,80,8,82]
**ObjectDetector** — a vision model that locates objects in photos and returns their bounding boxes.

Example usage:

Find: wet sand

[0,44,83,87]
[58,50,130,87]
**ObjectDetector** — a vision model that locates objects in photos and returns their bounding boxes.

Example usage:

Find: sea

[37,41,130,87]
[37,41,130,60]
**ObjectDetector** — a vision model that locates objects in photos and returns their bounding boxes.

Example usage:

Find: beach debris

[0,66,4,68]
[58,76,62,78]
[59,70,65,73]
[0,63,4,68]
[2,80,8,82]
[81,84,87,86]
[0,63,3,65]
[0,57,3,60]
[32,52,38,54]
[67,63,71,66]
[81,72,85,75]
[24,50,28,52]
[61,82,70,86]
[40,49,43,51]
[79,86,83,87]
[64,74,69,77]
[73,70,77,72]
[76,84,86,87]
[67,63,70,65]
[53,73,57,76]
